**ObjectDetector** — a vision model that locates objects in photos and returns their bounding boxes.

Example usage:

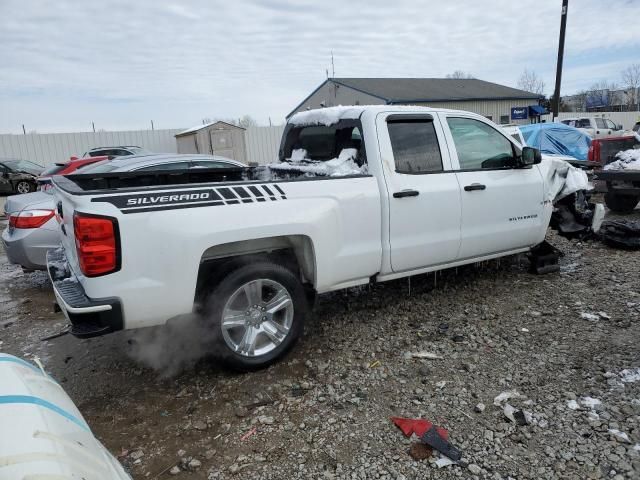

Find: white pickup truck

[48,106,589,369]
[560,117,625,139]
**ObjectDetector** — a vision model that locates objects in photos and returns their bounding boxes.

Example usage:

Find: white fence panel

[0,129,181,167]
[245,126,285,165]
[541,111,640,130]
[0,126,290,168]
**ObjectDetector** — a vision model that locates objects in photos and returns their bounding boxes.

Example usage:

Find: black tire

[604,192,639,213]
[203,261,308,370]
[15,180,34,194]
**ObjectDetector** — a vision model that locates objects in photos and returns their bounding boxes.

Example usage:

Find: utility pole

[22,124,26,135]
[552,0,568,120]
[331,51,335,77]
[92,121,96,133]
[150,120,154,131]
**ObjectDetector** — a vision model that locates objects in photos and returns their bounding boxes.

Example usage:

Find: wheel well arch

[194,235,316,303]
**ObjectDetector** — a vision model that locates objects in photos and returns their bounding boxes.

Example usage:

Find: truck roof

[288,105,470,127]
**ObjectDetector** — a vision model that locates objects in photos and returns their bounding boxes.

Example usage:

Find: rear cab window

[279,119,367,176]
[595,118,607,129]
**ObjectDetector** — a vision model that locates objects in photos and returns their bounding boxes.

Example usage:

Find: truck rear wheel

[604,192,639,213]
[203,261,307,370]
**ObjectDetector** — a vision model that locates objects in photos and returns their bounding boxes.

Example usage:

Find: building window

[499,115,510,124]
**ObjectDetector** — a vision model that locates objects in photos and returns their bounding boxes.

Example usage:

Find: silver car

[2,154,246,270]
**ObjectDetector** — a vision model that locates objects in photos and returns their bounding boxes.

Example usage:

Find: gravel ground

[1,202,639,480]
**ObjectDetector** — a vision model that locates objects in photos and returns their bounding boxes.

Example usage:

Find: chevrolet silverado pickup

[48,106,590,369]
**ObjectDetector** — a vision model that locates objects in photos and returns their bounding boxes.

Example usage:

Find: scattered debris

[600,220,640,250]
[405,351,443,360]
[608,429,631,443]
[567,400,579,410]
[422,425,462,462]
[368,360,381,368]
[435,380,446,389]
[520,327,530,332]
[169,465,181,475]
[391,417,461,461]
[620,368,640,383]
[493,390,520,406]
[474,403,486,413]
[240,427,257,441]
[40,326,70,341]
[434,456,456,468]
[528,241,562,274]
[502,404,530,425]
[580,312,600,322]
[258,415,274,425]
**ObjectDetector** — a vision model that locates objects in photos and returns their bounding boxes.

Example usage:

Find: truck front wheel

[203,261,308,370]
[604,192,639,213]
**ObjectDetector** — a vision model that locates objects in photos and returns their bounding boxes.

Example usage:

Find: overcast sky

[1,0,639,133]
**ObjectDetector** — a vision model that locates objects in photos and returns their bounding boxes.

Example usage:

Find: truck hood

[3,191,54,215]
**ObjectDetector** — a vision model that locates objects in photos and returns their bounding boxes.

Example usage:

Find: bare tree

[517,69,545,95]
[237,115,258,128]
[621,63,640,107]
[587,80,618,108]
[446,71,474,79]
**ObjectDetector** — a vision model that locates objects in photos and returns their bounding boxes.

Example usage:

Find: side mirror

[521,146,542,166]
[70,155,78,161]
[616,124,623,131]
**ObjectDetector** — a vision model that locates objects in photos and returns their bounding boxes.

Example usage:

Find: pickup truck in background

[560,117,625,139]
[590,134,640,212]
[48,106,591,369]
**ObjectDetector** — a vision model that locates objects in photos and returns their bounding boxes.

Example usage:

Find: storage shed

[175,121,247,163]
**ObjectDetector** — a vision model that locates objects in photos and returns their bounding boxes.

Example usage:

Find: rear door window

[387,119,443,173]
[577,119,592,128]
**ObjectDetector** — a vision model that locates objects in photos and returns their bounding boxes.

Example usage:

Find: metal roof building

[288,78,544,125]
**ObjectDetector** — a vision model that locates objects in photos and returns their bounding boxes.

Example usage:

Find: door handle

[464,183,486,192]
[393,189,420,198]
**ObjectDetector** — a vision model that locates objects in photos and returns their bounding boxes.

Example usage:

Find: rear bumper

[1,223,59,270]
[46,249,123,338]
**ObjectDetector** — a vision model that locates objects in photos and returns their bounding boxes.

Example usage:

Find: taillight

[588,141,601,164]
[73,212,120,277]
[9,209,55,229]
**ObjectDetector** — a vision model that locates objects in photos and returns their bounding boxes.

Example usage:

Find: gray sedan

[2,154,245,270]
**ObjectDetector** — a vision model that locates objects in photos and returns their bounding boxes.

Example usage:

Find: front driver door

[441,115,544,260]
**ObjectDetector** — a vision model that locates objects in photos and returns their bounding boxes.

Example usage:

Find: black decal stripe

[216,187,237,200]
[261,185,275,196]
[121,201,225,214]
[273,184,285,196]
[248,186,264,198]
[233,186,251,198]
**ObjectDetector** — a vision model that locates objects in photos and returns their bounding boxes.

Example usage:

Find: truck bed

[53,165,370,195]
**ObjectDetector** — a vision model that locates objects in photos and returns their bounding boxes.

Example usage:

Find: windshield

[3,159,43,174]
[40,163,67,176]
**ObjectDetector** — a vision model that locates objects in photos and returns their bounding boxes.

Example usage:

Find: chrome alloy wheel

[221,279,294,357]
[16,181,31,194]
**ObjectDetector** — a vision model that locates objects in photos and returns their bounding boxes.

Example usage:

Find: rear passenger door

[441,114,544,260]
[377,113,461,273]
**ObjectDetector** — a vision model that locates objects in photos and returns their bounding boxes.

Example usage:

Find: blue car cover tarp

[519,123,591,161]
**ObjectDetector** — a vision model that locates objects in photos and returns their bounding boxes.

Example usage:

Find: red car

[37,156,109,190]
